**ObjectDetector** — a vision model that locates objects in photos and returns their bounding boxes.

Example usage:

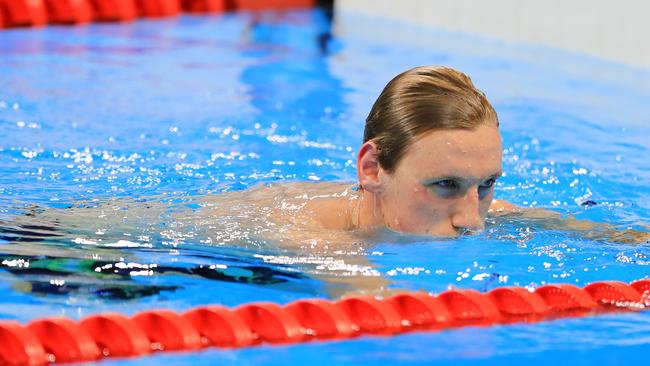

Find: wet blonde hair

[363,65,499,173]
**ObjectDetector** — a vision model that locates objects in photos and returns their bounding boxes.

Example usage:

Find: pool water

[1,8,650,365]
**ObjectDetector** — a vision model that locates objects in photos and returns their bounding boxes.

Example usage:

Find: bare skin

[301,123,506,236]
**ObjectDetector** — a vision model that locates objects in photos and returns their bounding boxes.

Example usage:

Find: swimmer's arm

[489,200,650,244]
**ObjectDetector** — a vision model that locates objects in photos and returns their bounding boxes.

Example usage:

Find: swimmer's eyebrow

[488,171,503,180]
[422,171,503,185]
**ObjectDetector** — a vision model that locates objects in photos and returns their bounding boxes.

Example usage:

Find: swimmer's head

[363,66,499,172]
[357,66,502,236]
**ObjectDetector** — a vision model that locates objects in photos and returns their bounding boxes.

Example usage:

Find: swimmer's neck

[303,183,384,231]
[352,187,384,230]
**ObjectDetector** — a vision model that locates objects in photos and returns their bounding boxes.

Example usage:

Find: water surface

[1,8,650,365]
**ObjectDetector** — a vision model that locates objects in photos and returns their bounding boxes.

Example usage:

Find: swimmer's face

[370,123,502,236]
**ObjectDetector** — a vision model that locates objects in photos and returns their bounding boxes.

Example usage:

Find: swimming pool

[1,7,650,365]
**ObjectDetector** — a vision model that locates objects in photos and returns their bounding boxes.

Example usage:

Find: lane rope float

[1,279,649,365]
[0,0,316,30]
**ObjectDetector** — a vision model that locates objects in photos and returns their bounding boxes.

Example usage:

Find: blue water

[1,8,650,365]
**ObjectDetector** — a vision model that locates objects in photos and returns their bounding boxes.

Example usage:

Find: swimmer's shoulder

[204,181,357,230]
[288,181,357,230]
[488,199,520,216]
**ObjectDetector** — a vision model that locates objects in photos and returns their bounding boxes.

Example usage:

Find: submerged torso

[187,181,363,249]
[2,182,369,259]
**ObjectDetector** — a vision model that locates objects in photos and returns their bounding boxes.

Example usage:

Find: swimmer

[299,65,507,236]
[189,65,507,243]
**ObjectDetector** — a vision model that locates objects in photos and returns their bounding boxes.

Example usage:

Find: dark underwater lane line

[0,244,311,301]
[0,220,64,241]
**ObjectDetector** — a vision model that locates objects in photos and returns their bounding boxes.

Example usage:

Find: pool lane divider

[1,280,650,365]
[0,0,315,29]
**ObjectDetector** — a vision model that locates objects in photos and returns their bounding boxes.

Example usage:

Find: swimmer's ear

[357,141,383,192]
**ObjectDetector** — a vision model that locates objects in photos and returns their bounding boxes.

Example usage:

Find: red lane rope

[1,279,649,365]
[0,0,315,30]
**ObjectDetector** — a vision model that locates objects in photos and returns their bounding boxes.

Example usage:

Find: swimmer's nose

[451,188,484,234]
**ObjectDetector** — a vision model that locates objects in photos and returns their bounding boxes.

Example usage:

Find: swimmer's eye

[427,179,461,194]
[426,177,498,198]
[479,178,496,189]
[478,178,497,199]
